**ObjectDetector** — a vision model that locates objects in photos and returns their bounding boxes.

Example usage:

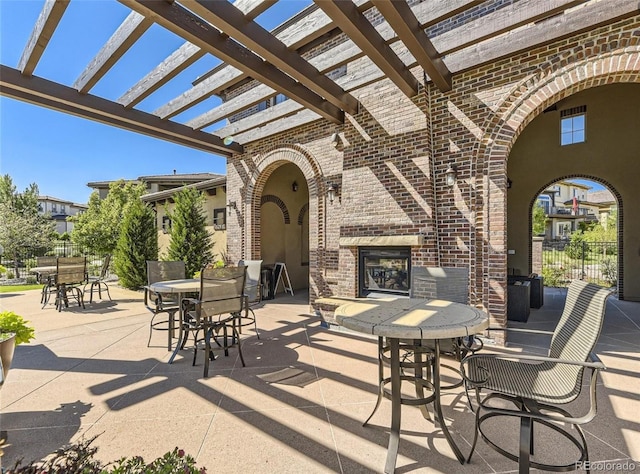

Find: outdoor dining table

[146,278,200,363]
[334,297,489,473]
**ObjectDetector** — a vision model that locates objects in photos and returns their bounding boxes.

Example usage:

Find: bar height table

[334,297,488,473]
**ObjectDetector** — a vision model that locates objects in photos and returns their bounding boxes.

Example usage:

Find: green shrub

[25,276,37,285]
[0,311,35,344]
[3,437,207,473]
[542,266,565,287]
[0,264,6,276]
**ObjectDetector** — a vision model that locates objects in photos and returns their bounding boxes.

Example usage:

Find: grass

[0,284,41,293]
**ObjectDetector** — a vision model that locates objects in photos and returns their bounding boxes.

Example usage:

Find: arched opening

[507,84,634,299]
[259,162,310,294]
[531,177,619,290]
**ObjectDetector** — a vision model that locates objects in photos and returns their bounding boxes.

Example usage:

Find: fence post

[581,241,586,280]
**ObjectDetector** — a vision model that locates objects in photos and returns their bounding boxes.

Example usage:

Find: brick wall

[227,16,640,340]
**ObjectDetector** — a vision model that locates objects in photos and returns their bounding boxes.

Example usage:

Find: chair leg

[519,417,531,474]
[363,337,385,427]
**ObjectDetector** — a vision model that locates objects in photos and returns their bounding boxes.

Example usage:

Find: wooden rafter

[314,0,420,98]
[372,0,451,92]
[184,0,359,115]
[121,0,344,124]
[73,11,153,94]
[153,3,343,120]
[117,0,275,108]
[18,0,70,77]
[0,65,242,156]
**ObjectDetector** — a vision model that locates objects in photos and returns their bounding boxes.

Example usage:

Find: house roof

[587,189,616,205]
[2,1,636,153]
[140,176,226,203]
[137,173,224,183]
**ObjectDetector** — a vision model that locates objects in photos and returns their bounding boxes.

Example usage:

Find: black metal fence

[541,240,617,288]
[0,242,107,281]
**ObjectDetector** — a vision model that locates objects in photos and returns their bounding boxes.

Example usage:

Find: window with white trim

[213,208,226,230]
[560,106,586,146]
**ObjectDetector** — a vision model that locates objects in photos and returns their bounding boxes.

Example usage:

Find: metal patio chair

[83,254,112,303]
[180,265,247,377]
[145,260,184,350]
[36,256,58,306]
[461,279,612,473]
[53,257,87,312]
[238,259,262,339]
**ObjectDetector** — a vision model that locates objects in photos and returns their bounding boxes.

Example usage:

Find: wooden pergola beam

[117,0,275,108]
[18,0,70,77]
[121,0,344,124]
[0,65,242,156]
[372,0,452,92]
[184,0,359,115]
[314,0,420,98]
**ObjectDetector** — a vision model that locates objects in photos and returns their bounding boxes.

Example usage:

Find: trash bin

[507,280,531,322]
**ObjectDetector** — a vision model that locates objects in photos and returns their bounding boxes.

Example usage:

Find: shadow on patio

[1,285,638,473]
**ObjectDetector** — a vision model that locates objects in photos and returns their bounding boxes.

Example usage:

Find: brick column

[532,237,544,275]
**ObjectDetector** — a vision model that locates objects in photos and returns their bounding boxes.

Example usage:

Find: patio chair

[145,260,184,350]
[83,254,112,303]
[180,265,247,377]
[461,280,612,473]
[36,256,57,306]
[238,259,262,339]
[53,257,87,312]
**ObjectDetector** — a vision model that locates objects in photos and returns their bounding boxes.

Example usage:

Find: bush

[0,264,6,276]
[4,437,207,473]
[542,266,565,287]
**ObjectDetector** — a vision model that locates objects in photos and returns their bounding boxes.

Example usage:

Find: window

[51,203,57,212]
[60,204,66,214]
[213,208,226,230]
[560,106,586,145]
[162,216,171,234]
[537,195,551,214]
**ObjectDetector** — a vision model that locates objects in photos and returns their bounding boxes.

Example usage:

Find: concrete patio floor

[1,285,638,473]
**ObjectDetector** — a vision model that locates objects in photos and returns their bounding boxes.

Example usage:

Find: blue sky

[0,0,311,204]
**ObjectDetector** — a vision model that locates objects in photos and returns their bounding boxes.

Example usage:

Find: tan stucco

[507,83,640,300]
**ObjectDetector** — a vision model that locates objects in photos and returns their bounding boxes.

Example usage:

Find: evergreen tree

[166,187,213,278]
[532,202,547,236]
[114,199,157,289]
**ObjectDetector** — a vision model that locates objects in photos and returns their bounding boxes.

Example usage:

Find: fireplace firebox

[359,247,411,297]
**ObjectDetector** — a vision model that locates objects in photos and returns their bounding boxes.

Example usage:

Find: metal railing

[0,242,108,281]
[541,240,617,288]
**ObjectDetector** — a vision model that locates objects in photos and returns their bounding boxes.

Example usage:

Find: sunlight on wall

[386,160,432,218]
[447,100,483,140]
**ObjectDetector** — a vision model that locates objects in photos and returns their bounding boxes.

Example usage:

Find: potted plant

[0,311,35,383]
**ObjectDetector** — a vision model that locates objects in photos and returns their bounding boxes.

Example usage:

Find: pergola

[1,0,636,158]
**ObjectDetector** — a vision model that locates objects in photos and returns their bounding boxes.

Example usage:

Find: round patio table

[334,297,488,473]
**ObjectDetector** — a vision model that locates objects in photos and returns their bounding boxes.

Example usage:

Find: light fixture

[330,132,340,147]
[507,178,513,189]
[292,181,298,192]
[327,182,338,203]
[227,200,237,209]
[445,163,457,187]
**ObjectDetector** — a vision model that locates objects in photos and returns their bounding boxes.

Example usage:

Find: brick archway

[243,145,325,293]
[474,44,640,326]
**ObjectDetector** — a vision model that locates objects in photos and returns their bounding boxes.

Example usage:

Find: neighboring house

[537,181,599,239]
[37,196,88,234]
[140,177,227,261]
[87,172,221,199]
[586,189,617,226]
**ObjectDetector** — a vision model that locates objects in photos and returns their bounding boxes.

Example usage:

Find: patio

[1,286,638,473]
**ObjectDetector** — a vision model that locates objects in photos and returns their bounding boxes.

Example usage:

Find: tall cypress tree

[114,199,158,289]
[167,187,213,278]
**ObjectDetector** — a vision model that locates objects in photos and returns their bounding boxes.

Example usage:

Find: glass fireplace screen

[359,247,411,296]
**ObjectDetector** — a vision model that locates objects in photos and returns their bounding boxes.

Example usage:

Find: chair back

[99,254,111,279]
[56,257,87,285]
[146,261,186,285]
[197,265,247,320]
[549,280,612,362]
[410,266,469,304]
[239,259,263,303]
[37,256,57,267]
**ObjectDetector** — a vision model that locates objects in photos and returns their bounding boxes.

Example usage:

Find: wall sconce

[292,181,298,192]
[445,163,457,187]
[227,201,237,210]
[507,178,513,189]
[327,182,339,203]
[330,132,340,148]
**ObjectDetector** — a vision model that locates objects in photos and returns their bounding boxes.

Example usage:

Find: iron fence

[541,240,617,288]
[0,241,107,281]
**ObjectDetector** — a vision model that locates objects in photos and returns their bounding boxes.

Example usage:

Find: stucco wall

[508,83,640,300]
